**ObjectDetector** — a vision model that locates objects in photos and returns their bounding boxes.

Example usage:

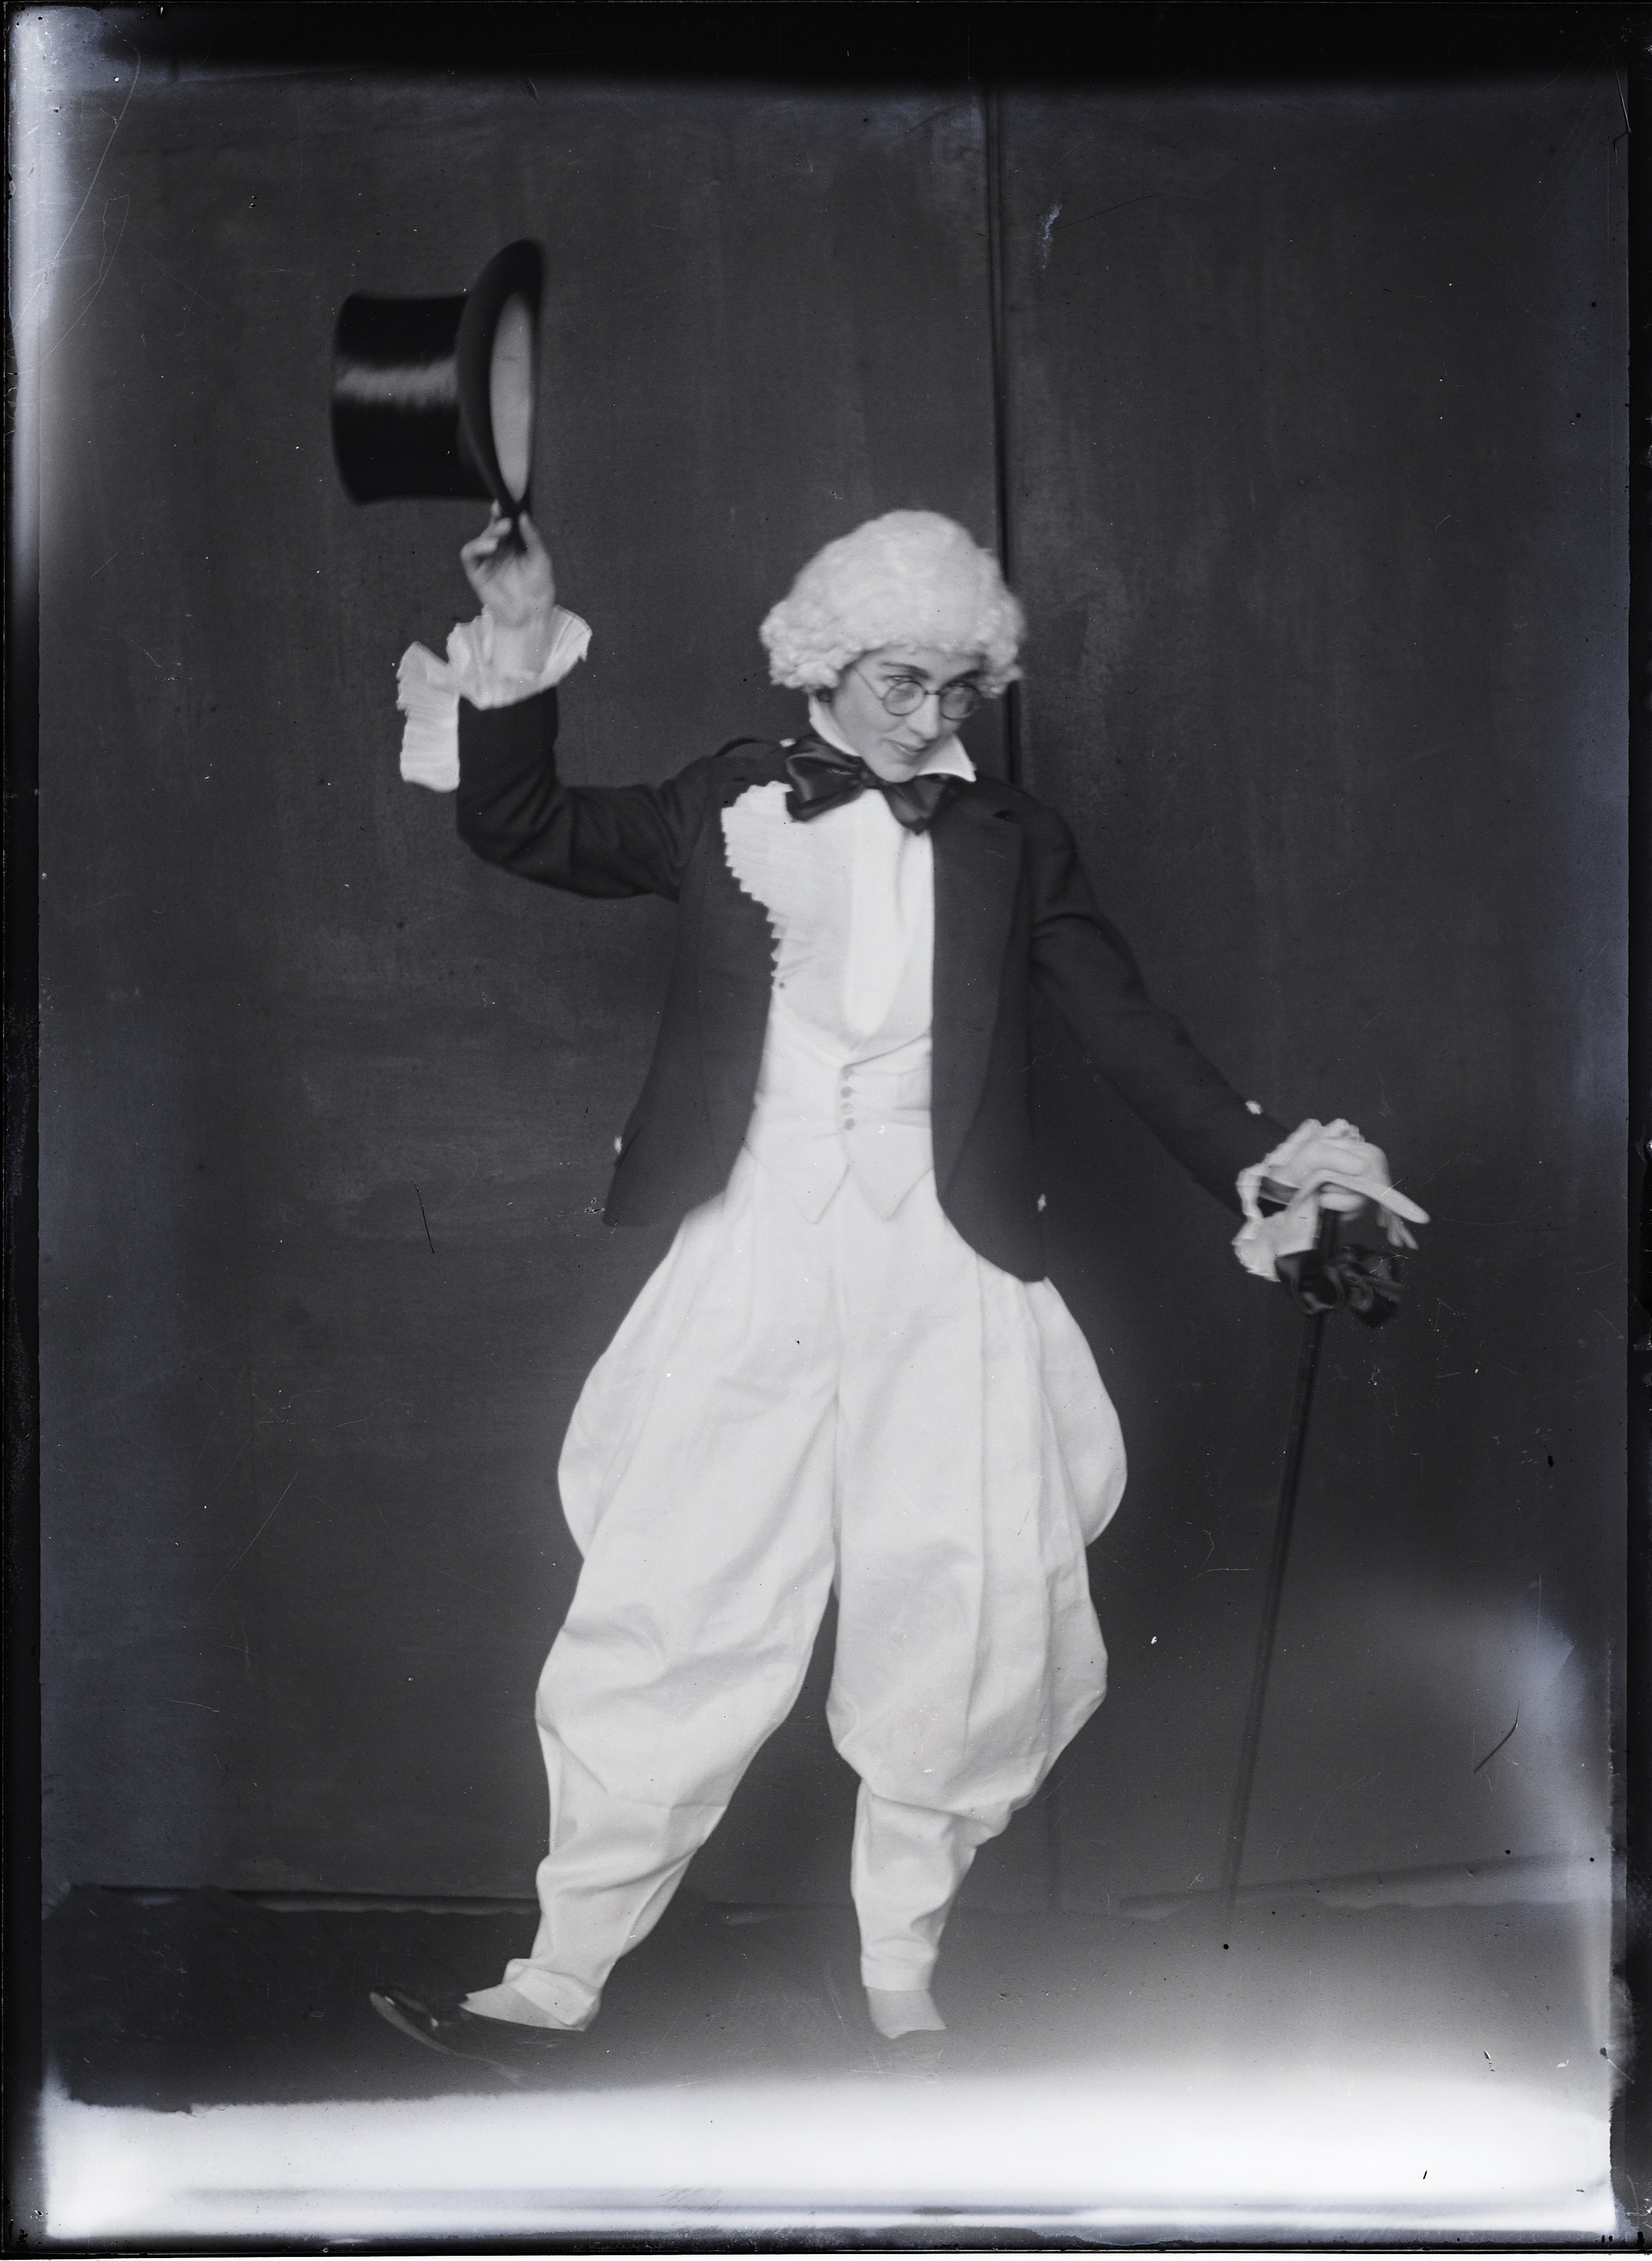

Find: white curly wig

[759,511,1024,696]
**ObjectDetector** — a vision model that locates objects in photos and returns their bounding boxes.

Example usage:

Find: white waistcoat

[720,718,974,1224]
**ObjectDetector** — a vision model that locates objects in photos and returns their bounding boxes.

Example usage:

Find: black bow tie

[783,740,961,834]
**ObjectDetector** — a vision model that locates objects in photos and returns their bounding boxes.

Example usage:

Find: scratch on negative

[205,1469,300,1598]
[413,1184,436,1253]
[1061,191,1161,233]
[1472,1708,1519,1773]
[901,101,968,140]
[22,48,141,320]
[45,191,131,360]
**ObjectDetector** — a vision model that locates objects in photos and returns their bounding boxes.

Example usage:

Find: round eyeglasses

[852,664,984,724]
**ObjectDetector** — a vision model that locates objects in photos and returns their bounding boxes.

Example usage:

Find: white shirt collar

[806,695,977,783]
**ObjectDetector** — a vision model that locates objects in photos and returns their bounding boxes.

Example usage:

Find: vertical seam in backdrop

[981,81,1023,794]
[1620,22,1651,2231]
[983,78,1060,1915]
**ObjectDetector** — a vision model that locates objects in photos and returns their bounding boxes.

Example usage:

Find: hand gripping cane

[1217,1196,1407,1926]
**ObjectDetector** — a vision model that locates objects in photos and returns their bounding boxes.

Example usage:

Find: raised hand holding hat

[459,507,560,677]
[395,507,590,794]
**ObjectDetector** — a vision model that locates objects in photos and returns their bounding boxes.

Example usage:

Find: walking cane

[1217,1194,1407,1928]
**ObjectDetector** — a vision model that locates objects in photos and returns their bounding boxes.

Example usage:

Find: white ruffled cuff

[395,605,592,793]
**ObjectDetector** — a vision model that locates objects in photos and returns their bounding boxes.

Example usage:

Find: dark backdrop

[32,21,1624,1915]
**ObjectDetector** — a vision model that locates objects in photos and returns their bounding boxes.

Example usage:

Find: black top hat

[332,240,543,515]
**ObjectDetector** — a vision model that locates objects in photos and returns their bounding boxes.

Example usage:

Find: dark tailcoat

[456,690,1286,1282]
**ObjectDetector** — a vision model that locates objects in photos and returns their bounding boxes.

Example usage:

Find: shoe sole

[369,1990,527,2081]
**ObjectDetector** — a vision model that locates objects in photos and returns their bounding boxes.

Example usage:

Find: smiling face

[824,645,984,780]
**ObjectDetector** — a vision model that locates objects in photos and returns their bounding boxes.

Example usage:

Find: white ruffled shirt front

[720,699,974,1224]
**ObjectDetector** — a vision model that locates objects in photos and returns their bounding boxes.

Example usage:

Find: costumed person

[370,507,1426,2069]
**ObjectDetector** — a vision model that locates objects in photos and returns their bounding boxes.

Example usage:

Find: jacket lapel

[930,791,1021,1194]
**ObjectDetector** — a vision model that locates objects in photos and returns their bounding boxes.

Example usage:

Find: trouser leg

[497,1735,738,2028]
[852,1784,1008,1991]
[496,1155,842,2020]
[826,1172,1119,1993]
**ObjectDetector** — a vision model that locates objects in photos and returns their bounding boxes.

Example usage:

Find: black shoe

[369,1986,583,2079]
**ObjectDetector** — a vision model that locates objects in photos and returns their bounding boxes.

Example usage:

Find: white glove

[1233,1117,1429,1283]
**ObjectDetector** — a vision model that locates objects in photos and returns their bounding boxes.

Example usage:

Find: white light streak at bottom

[41,2063,1616,2244]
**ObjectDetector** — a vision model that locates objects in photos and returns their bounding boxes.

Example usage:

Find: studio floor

[37,1877,1608,2110]
[34,1880,1624,2245]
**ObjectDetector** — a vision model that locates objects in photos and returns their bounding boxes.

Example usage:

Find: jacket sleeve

[1026,808,1287,1209]
[455,687,714,902]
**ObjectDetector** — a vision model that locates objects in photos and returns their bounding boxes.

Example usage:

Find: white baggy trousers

[493,1149,1126,2029]
[492,769,1128,2030]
